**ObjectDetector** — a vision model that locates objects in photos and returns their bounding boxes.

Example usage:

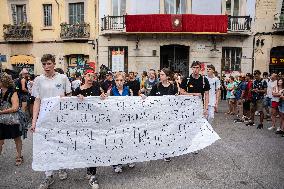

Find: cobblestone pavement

[0,101,283,189]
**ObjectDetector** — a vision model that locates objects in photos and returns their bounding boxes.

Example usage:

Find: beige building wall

[98,35,253,75]
[254,0,284,73]
[0,0,98,75]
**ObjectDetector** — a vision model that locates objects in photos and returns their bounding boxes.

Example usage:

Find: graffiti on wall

[67,55,90,77]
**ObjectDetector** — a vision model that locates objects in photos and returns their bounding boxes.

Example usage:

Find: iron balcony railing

[101,15,252,33]
[3,23,33,41]
[227,16,252,32]
[60,23,90,40]
[101,15,125,31]
[272,22,284,31]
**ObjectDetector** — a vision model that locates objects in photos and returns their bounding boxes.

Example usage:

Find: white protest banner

[32,96,220,171]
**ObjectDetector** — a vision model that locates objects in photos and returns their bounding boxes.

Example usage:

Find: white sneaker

[268,127,276,131]
[128,163,135,168]
[89,176,99,189]
[113,165,122,173]
[38,176,54,189]
[58,169,68,180]
[276,127,281,131]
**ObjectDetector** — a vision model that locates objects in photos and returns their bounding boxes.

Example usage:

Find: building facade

[0,0,98,76]
[254,0,284,74]
[98,0,256,77]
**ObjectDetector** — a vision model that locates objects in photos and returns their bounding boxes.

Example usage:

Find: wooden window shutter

[11,4,17,24]
[23,4,27,23]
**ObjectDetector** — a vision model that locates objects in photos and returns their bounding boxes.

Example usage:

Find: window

[112,0,126,16]
[165,0,186,14]
[129,0,159,14]
[192,0,221,15]
[108,47,128,73]
[43,4,52,27]
[69,2,84,24]
[11,4,27,24]
[222,47,242,71]
[225,0,239,16]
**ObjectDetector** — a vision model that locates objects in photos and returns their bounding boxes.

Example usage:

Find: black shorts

[243,100,251,111]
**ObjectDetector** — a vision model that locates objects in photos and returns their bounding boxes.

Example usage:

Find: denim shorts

[279,102,284,113]
[263,97,272,108]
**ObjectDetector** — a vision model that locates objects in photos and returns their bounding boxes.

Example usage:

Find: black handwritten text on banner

[32,96,220,171]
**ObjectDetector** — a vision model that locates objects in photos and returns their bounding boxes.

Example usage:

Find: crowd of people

[220,70,284,136]
[0,53,283,189]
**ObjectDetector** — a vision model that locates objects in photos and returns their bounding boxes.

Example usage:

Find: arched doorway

[160,45,189,76]
[270,46,284,74]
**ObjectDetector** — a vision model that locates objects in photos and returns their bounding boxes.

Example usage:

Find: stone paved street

[0,101,283,189]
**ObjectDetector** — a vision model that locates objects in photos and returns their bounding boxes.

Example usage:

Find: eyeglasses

[192,66,200,69]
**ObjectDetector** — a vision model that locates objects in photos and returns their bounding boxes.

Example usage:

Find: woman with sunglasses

[73,69,100,189]
[100,72,134,173]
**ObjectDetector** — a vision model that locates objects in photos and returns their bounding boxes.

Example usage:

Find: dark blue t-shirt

[235,81,247,100]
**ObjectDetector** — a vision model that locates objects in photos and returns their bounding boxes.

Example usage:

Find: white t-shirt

[71,79,81,91]
[206,76,221,106]
[266,80,277,98]
[32,73,72,99]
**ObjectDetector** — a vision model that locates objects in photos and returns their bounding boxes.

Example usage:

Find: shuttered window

[11,4,27,25]
[43,4,52,26]
[69,2,84,24]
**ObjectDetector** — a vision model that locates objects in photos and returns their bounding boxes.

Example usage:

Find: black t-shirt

[149,83,178,96]
[252,79,267,101]
[101,80,116,93]
[180,74,210,95]
[127,79,140,96]
[73,83,101,97]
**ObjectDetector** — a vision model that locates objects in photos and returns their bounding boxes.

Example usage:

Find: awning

[10,55,35,65]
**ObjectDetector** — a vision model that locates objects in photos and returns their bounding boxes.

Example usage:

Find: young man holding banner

[31,54,72,189]
[180,61,210,118]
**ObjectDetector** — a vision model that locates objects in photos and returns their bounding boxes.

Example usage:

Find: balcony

[227,16,252,33]
[60,23,90,40]
[272,22,284,32]
[3,23,33,42]
[101,15,125,34]
[101,15,252,35]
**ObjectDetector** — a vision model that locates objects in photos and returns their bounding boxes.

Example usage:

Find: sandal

[15,156,24,166]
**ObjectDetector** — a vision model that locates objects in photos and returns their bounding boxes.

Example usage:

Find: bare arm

[21,78,28,93]
[204,91,209,112]
[31,97,41,132]
[0,92,19,114]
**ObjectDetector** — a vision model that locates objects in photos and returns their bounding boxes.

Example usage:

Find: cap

[106,71,113,75]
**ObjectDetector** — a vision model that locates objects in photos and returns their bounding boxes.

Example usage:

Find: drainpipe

[252,35,255,73]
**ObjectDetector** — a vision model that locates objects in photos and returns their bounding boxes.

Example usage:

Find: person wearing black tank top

[0,73,23,166]
[148,68,178,162]
[72,70,100,189]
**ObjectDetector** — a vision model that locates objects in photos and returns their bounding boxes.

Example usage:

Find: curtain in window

[69,3,84,24]
[112,0,126,16]
[165,0,186,14]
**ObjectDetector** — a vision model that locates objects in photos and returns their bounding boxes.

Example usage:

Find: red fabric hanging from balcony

[125,14,228,33]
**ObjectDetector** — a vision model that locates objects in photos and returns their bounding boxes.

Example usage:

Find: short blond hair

[114,72,125,80]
